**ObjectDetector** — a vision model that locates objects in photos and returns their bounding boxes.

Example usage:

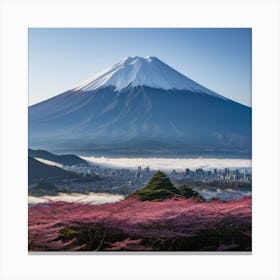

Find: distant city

[59,163,252,195]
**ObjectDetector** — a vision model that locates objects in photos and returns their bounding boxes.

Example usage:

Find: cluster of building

[59,164,251,195]
[61,164,153,194]
[169,167,251,182]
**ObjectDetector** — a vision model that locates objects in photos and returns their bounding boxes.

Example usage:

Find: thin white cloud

[34,157,63,168]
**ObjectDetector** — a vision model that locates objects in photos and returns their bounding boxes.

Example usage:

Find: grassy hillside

[128,171,203,201]
[29,180,59,196]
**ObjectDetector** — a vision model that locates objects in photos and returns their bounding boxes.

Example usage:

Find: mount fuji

[29,56,251,156]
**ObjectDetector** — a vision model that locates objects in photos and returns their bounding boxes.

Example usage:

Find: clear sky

[29,28,251,106]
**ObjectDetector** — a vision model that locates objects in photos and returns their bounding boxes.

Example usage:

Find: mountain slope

[28,149,88,166]
[28,157,80,184]
[29,56,251,156]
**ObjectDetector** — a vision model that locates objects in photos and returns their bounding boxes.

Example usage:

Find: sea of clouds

[82,156,252,171]
[28,192,124,205]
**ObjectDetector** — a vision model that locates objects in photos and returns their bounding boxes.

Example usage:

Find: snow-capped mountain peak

[72,56,227,100]
[29,56,251,155]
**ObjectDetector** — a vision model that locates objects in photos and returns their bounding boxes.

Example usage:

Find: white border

[0,0,279,279]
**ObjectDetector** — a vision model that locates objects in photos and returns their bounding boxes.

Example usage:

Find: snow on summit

[73,56,227,100]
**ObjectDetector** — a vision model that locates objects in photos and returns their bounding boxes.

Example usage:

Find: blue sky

[29,28,251,106]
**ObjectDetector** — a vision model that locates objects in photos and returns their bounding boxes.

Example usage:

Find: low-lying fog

[195,188,251,201]
[82,156,252,171]
[28,192,124,205]
[28,189,251,206]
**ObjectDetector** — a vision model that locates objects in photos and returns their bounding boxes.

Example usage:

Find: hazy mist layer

[83,156,252,171]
